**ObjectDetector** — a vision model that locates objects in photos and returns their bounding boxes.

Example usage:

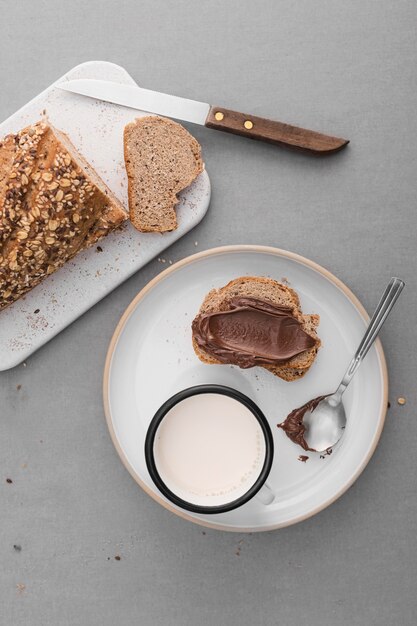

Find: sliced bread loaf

[192,276,321,381]
[0,121,127,310]
[124,116,203,232]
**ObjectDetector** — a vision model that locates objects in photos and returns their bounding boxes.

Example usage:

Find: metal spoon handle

[336,277,405,397]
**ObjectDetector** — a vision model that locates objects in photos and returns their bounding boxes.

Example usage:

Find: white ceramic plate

[0,61,210,370]
[104,246,388,532]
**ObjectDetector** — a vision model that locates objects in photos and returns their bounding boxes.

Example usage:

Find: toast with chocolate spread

[192,277,321,381]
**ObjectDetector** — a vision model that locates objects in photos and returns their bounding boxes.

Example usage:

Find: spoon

[303,277,405,452]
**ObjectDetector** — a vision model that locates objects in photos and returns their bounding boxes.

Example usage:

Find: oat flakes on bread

[0,121,127,310]
[192,276,321,382]
[124,115,203,233]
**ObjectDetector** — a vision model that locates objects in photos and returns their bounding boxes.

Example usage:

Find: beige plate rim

[103,245,388,533]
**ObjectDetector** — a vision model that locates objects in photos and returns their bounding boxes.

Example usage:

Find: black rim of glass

[144,384,274,515]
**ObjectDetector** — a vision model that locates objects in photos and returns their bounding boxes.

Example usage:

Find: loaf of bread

[124,116,203,232]
[0,121,127,310]
[192,277,321,381]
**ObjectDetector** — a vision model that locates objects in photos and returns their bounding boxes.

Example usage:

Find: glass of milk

[145,385,275,514]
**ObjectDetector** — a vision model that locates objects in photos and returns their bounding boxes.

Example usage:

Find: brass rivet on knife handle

[205,105,349,155]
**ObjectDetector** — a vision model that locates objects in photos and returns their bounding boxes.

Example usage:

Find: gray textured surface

[1,1,416,624]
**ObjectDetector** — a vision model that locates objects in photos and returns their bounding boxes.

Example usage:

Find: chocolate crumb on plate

[298,455,309,463]
[114,555,121,561]
[6,478,13,484]
[320,449,333,458]
[16,384,22,391]
[34,309,40,314]
[13,544,22,552]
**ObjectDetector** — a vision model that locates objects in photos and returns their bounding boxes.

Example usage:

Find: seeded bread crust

[192,277,321,382]
[0,121,127,310]
[124,116,203,232]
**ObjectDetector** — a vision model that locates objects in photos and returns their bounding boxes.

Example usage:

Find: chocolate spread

[192,297,316,369]
[278,396,326,451]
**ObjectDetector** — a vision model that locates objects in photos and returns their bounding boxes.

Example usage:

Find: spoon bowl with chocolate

[280,277,404,452]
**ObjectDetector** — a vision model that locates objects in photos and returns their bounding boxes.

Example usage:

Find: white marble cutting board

[0,61,211,370]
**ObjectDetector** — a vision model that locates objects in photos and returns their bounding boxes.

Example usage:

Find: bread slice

[192,277,321,382]
[0,121,127,310]
[124,116,203,232]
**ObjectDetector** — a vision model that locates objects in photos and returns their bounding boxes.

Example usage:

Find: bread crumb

[16,583,26,593]
[194,241,198,246]
[22,362,27,367]
[397,397,406,405]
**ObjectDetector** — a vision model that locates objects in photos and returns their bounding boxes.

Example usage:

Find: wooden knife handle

[205,106,349,155]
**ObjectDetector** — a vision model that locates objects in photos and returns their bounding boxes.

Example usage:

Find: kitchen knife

[58,79,348,155]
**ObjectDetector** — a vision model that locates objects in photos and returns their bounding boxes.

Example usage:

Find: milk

[153,393,266,507]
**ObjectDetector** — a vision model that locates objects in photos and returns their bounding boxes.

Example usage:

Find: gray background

[1,1,416,624]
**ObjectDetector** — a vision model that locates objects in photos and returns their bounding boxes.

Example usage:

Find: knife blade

[58,79,349,155]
